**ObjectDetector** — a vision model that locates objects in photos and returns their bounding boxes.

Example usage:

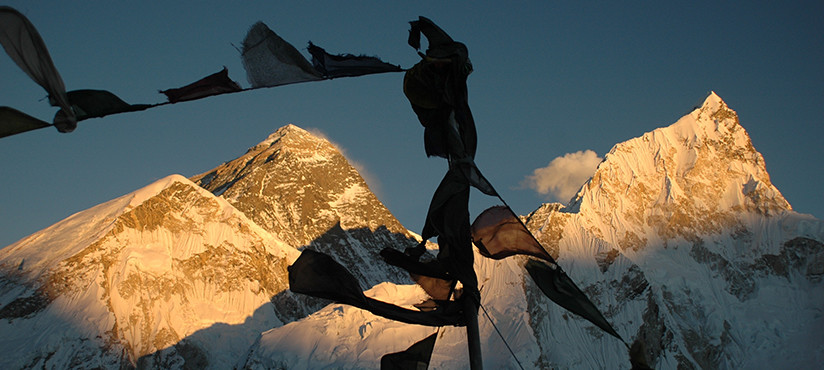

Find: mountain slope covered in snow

[242,93,824,369]
[522,92,824,368]
[0,175,298,368]
[190,124,416,288]
[0,124,419,369]
[0,93,821,369]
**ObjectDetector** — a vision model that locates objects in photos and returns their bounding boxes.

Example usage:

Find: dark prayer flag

[241,22,323,88]
[410,274,454,302]
[404,17,476,162]
[380,248,451,280]
[525,259,624,341]
[381,248,454,301]
[454,159,497,196]
[381,333,438,370]
[161,67,242,103]
[289,250,464,327]
[0,6,76,132]
[420,169,477,292]
[408,17,456,55]
[471,206,555,262]
[65,90,151,120]
[0,106,50,138]
[308,42,402,79]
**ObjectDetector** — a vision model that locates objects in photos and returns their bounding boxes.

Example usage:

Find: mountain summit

[242,94,824,368]
[0,175,297,368]
[190,124,415,287]
[192,124,410,247]
[523,92,824,368]
[0,125,415,368]
[1,94,822,369]
[571,92,791,246]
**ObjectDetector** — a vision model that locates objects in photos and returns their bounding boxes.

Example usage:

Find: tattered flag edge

[288,249,465,327]
[0,6,75,132]
[380,332,438,370]
[0,106,50,138]
[160,67,242,103]
[1,12,404,139]
[525,259,624,342]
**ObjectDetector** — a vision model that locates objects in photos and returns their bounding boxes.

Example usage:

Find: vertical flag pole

[464,293,483,369]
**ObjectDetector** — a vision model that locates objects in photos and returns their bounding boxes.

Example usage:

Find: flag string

[474,167,560,269]
[477,299,525,370]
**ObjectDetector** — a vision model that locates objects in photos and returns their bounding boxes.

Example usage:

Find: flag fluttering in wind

[63,90,152,121]
[1,9,403,139]
[161,67,242,103]
[308,42,403,79]
[288,249,464,328]
[470,205,555,262]
[379,247,454,301]
[525,259,623,341]
[0,106,50,138]
[419,168,476,291]
[403,17,474,158]
[0,6,75,133]
[381,332,438,370]
[240,22,324,88]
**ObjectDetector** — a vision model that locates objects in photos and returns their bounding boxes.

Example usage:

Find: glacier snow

[0,93,822,369]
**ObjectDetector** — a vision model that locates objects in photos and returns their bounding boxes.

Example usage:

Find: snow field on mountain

[1,94,822,369]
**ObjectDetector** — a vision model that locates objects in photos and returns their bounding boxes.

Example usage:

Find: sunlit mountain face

[1,94,822,369]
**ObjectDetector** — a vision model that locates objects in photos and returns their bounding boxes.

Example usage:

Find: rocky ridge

[0,125,417,369]
[0,175,298,368]
[242,93,824,369]
[190,124,416,288]
[0,93,821,369]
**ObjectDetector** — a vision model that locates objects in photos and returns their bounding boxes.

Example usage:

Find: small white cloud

[523,150,602,202]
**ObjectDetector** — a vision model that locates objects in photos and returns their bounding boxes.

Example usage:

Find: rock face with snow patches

[0,175,298,368]
[190,124,416,288]
[241,93,824,368]
[0,125,416,369]
[521,92,824,368]
[0,93,822,369]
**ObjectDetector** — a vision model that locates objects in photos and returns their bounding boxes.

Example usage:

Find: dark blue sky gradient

[1,1,822,247]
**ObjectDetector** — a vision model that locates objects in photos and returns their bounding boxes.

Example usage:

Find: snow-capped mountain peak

[1,95,822,369]
[192,123,411,248]
[569,92,791,253]
[0,175,242,280]
[241,96,823,369]
[0,174,298,368]
[190,124,416,289]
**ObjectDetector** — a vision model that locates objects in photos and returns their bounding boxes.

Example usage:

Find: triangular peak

[245,124,336,156]
[0,174,236,278]
[702,91,725,110]
[566,92,790,245]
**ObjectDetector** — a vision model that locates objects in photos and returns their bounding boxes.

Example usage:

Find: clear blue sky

[2,1,822,248]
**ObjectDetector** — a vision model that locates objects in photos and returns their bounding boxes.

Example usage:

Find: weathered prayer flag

[381,333,438,370]
[0,6,75,132]
[65,90,151,120]
[308,42,402,79]
[289,249,464,327]
[241,22,323,88]
[525,259,623,341]
[471,206,555,262]
[161,67,242,103]
[0,106,50,138]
